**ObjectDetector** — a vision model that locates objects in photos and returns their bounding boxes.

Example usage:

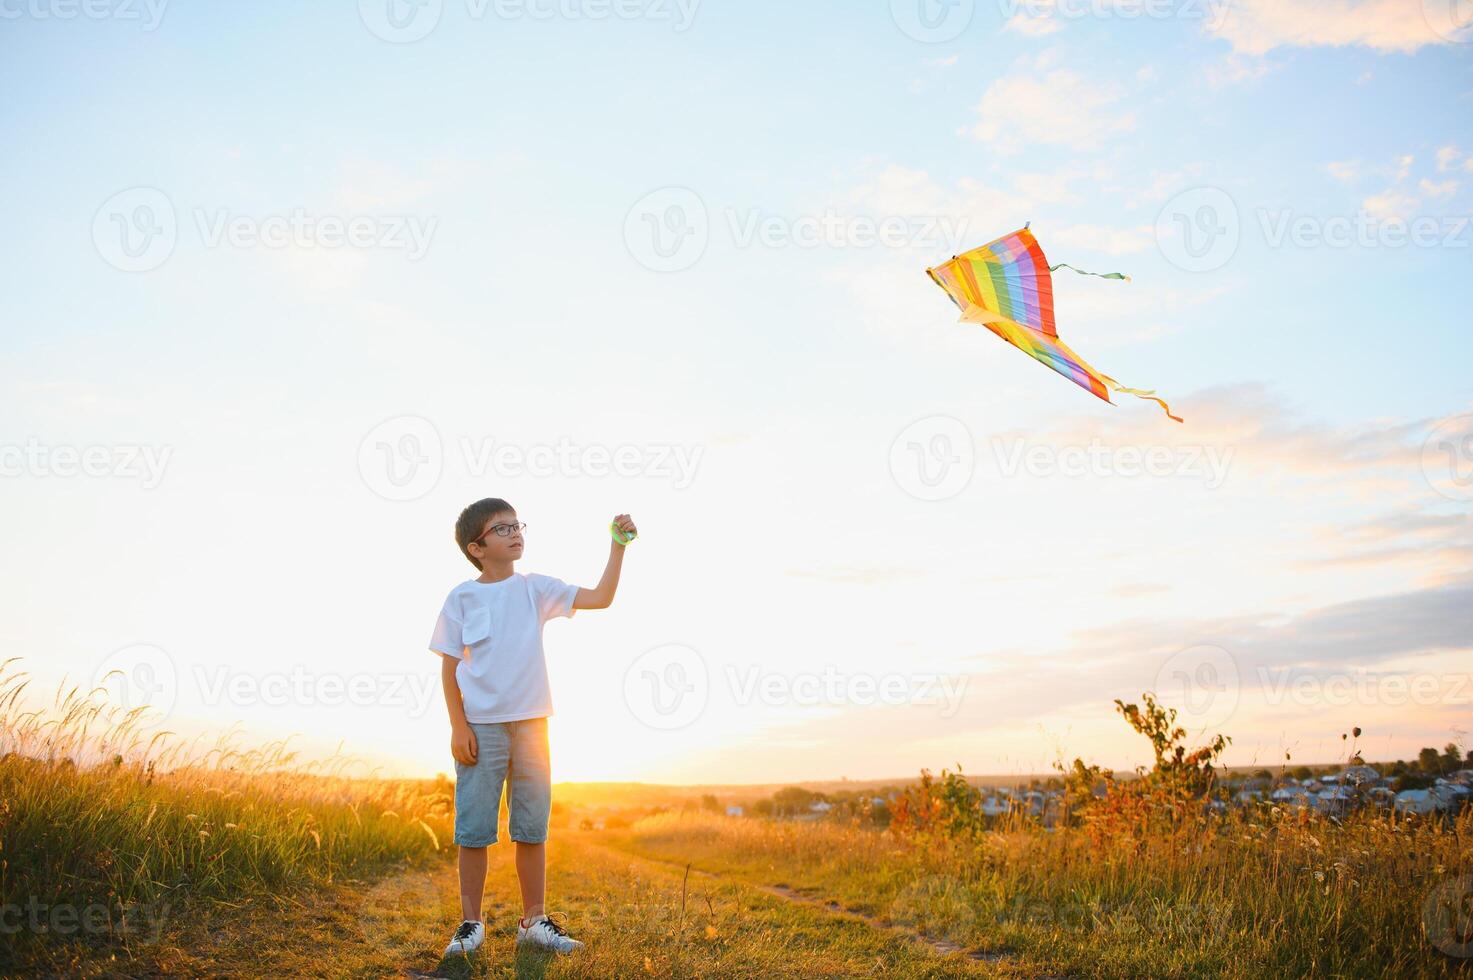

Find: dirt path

[85,827,1025,978]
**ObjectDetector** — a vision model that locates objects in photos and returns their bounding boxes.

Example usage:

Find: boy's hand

[612,513,637,543]
[451,722,478,765]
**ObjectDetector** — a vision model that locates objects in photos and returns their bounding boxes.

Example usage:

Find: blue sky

[2,0,1471,783]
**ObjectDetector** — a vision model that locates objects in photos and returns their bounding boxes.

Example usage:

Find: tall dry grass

[0,658,450,962]
[619,785,1472,976]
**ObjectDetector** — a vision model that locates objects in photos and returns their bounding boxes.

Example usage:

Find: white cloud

[1004,7,1065,37]
[1050,223,1154,256]
[1327,160,1361,184]
[969,58,1136,153]
[1436,146,1473,173]
[1418,177,1461,199]
[1206,0,1464,55]
[1362,189,1421,220]
[1203,52,1275,88]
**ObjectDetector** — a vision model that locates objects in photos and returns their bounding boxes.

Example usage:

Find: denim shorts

[453,717,552,847]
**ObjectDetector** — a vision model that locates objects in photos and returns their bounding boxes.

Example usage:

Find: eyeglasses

[477,521,527,544]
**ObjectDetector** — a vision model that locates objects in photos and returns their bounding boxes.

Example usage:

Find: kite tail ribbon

[1098,374,1184,423]
[1049,262,1132,282]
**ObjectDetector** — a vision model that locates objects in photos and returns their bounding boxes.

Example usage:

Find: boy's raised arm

[573,513,636,610]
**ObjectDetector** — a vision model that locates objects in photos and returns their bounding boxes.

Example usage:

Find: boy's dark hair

[455,498,515,570]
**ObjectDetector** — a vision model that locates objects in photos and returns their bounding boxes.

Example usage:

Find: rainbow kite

[926,225,1182,422]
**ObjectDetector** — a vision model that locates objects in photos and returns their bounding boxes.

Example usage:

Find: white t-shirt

[428,572,580,723]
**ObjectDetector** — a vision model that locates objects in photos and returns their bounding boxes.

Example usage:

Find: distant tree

[700,793,721,813]
[771,786,820,816]
[1441,743,1463,774]
[1419,747,1443,773]
[1291,766,1313,781]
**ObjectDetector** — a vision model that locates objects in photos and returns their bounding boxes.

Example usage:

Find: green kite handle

[610,521,638,545]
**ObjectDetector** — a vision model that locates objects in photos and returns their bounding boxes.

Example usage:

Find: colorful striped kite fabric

[926,226,1182,423]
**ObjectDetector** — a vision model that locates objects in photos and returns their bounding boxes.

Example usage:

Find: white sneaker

[443,919,486,956]
[516,913,583,954]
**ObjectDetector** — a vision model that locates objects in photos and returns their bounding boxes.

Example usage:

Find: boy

[428,497,637,957]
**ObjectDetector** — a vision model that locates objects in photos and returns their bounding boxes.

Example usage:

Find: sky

[2,0,1471,785]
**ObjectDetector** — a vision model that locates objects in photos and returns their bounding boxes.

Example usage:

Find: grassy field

[3,661,1470,977]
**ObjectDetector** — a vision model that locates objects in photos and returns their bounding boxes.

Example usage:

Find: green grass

[0,660,453,974]
[4,656,1469,978]
[607,807,1472,978]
